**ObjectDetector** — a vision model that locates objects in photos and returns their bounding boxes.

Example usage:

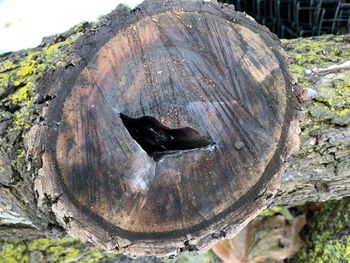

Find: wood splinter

[29,0,301,257]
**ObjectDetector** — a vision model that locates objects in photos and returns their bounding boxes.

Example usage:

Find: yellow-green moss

[16,65,32,77]
[0,60,17,73]
[0,238,116,263]
[297,68,350,136]
[43,43,60,59]
[15,149,26,167]
[175,250,215,263]
[284,35,350,89]
[11,107,32,130]
[0,237,215,263]
[289,64,303,74]
[17,149,25,159]
[0,243,29,263]
[288,37,350,64]
[11,82,32,105]
[26,51,39,60]
[296,198,350,263]
[0,29,80,131]
[260,207,294,220]
[333,108,350,117]
[0,72,10,88]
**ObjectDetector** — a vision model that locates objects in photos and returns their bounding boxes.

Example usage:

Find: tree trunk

[275,36,350,207]
[0,1,349,257]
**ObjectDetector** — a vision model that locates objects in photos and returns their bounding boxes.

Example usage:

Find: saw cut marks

[31,0,301,257]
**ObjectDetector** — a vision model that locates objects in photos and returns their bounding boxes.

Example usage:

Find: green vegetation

[0,238,116,263]
[0,23,86,176]
[284,35,350,87]
[0,23,84,132]
[0,16,349,263]
[173,250,216,263]
[296,198,350,263]
[283,35,350,163]
[260,207,294,220]
[0,238,219,263]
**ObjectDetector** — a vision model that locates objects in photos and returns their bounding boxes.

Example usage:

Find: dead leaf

[213,214,306,263]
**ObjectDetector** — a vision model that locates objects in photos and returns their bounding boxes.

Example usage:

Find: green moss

[43,43,60,58]
[259,207,294,220]
[285,35,350,89]
[0,72,10,88]
[11,106,32,131]
[319,80,350,109]
[11,82,32,105]
[0,238,116,263]
[0,29,79,131]
[297,71,350,136]
[289,37,350,63]
[260,207,294,220]
[281,39,289,45]
[333,108,350,116]
[16,65,32,77]
[174,250,215,263]
[17,149,26,159]
[290,64,303,75]
[14,148,27,168]
[0,243,28,263]
[296,198,350,263]
[289,38,332,68]
[299,234,350,263]
[26,51,39,60]
[0,60,17,73]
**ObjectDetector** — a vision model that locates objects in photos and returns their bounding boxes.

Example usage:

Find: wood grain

[30,0,301,257]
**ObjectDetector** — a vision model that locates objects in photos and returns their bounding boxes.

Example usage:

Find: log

[276,36,350,207]
[0,0,348,258]
[27,0,299,256]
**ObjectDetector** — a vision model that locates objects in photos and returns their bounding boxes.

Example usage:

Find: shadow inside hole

[120,113,214,161]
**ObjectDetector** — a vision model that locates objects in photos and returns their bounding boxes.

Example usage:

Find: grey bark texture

[275,36,350,207]
[0,10,349,247]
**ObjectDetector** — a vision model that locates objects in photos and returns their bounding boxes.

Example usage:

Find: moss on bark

[0,238,117,263]
[0,239,219,263]
[296,197,350,263]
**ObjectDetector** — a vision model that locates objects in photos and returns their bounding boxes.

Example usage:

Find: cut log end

[29,0,301,257]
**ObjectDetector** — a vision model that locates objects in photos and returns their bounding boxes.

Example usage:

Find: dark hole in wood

[120,113,213,161]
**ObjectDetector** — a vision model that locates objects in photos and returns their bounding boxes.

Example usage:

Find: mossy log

[276,36,350,207]
[0,0,349,258]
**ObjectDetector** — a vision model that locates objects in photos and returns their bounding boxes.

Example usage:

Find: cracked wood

[0,0,303,258]
[29,0,300,256]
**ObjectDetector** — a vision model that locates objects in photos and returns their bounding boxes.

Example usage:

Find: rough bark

[295,197,350,262]
[276,36,350,207]
[0,1,349,258]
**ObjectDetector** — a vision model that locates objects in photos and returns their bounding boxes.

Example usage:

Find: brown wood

[2,27,349,259]
[26,0,300,257]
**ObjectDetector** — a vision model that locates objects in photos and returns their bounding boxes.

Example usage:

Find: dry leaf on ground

[213,214,306,263]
